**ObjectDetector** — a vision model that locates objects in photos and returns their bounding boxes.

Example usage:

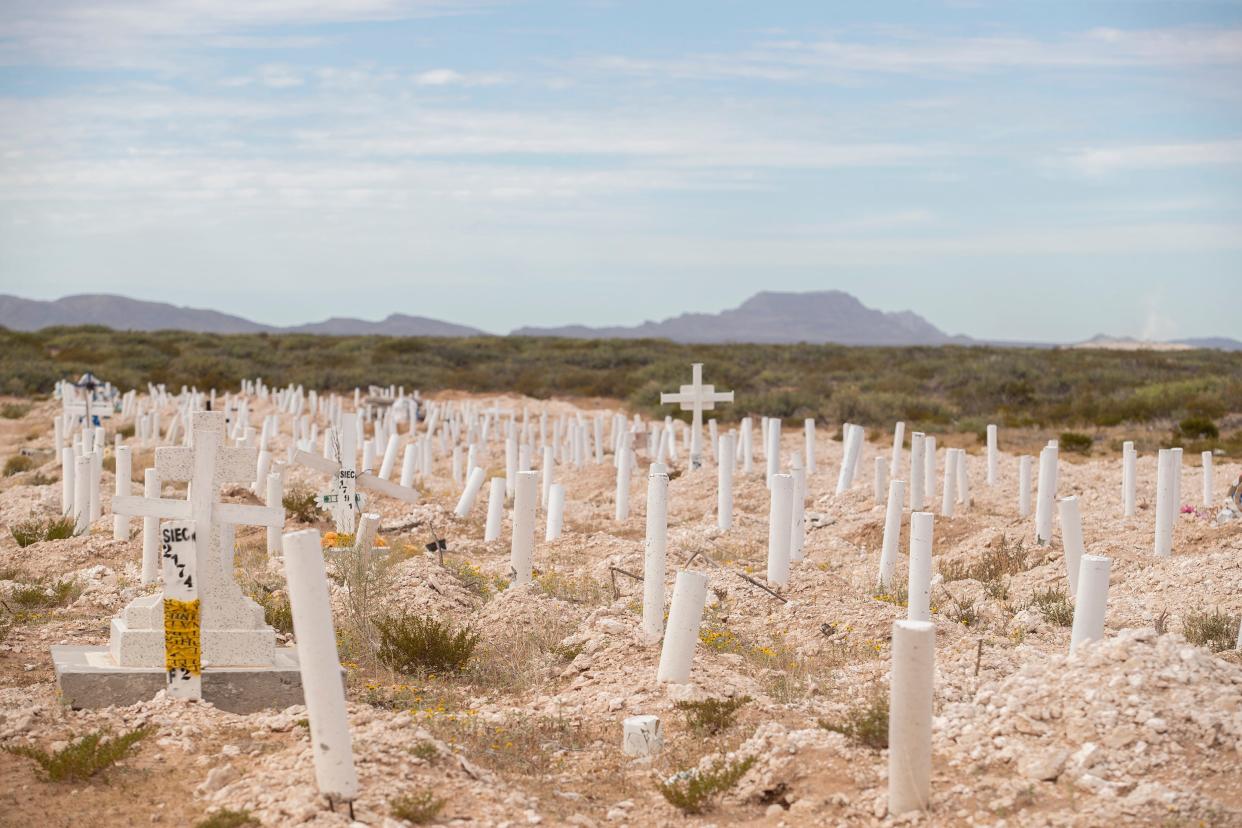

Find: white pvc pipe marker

[643,472,670,639]
[484,477,505,542]
[510,471,538,585]
[141,469,159,584]
[266,472,284,558]
[1018,455,1033,518]
[890,421,905,483]
[282,530,358,803]
[74,455,91,534]
[656,570,709,683]
[455,466,486,517]
[767,473,794,587]
[545,483,566,541]
[1121,441,1136,517]
[1034,444,1057,545]
[874,456,888,506]
[888,619,934,816]
[1202,450,1213,506]
[986,423,998,486]
[615,445,631,521]
[717,433,734,530]
[907,512,934,622]
[877,479,906,591]
[909,432,926,511]
[112,445,131,541]
[1069,555,1111,654]
[1154,448,1174,557]
[1058,496,1085,597]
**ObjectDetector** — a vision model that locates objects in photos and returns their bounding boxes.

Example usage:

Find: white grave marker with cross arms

[110,411,285,668]
[660,363,733,470]
[292,414,420,534]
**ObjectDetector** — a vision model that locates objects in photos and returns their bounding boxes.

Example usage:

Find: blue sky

[0,1,1240,341]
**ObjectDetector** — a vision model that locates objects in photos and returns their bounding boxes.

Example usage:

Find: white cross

[111,412,285,678]
[292,411,420,534]
[660,363,733,469]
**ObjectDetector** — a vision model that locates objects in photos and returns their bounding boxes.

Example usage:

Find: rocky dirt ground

[1,393,1240,828]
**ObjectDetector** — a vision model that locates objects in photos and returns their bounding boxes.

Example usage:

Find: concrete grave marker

[660,363,733,470]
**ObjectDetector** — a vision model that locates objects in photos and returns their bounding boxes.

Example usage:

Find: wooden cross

[660,363,733,470]
[292,412,420,534]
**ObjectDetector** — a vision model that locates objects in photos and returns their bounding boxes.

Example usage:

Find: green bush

[3,728,149,782]
[1059,432,1093,454]
[1178,416,1219,440]
[674,696,750,737]
[1183,608,1239,652]
[11,516,77,547]
[1030,587,1074,627]
[819,690,889,749]
[657,755,756,815]
[195,811,259,828]
[390,791,445,824]
[4,455,35,476]
[282,485,323,523]
[375,613,480,675]
[1,402,30,419]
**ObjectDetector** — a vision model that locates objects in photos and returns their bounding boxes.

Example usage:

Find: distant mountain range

[0,294,485,338]
[1,291,1237,350]
[514,290,971,346]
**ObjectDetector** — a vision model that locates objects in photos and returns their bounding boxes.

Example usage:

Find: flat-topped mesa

[659,362,733,470]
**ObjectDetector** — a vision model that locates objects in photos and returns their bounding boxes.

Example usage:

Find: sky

[1,1,1240,342]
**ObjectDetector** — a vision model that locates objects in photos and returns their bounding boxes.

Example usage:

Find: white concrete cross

[110,411,286,669]
[293,412,420,534]
[660,363,733,470]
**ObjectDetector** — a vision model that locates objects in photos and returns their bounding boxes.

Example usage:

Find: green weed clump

[4,455,35,476]
[1059,432,1093,454]
[195,810,259,828]
[1030,587,1074,627]
[1183,608,1239,652]
[1,402,30,419]
[674,696,750,737]
[819,690,889,749]
[940,536,1029,599]
[390,791,445,824]
[3,727,149,782]
[5,575,82,615]
[1178,416,1219,441]
[375,613,480,675]
[657,755,756,815]
[10,516,76,547]
[240,578,294,635]
[282,485,323,523]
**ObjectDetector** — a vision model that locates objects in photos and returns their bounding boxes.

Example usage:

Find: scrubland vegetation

[2,327,1239,439]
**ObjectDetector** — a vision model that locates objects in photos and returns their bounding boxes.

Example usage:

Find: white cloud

[1064,140,1242,175]
[584,26,1242,84]
[0,0,491,68]
[413,68,508,86]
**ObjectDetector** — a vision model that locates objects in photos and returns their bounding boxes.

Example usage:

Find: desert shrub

[1183,608,1239,652]
[1030,587,1074,627]
[940,536,1029,600]
[674,696,750,737]
[375,613,480,675]
[10,516,76,547]
[819,690,889,749]
[1059,432,1093,454]
[282,485,323,523]
[389,791,445,824]
[535,569,611,606]
[3,727,148,782]
[4,455,35,476]
[657,755,756,815]
[240,578,294,635]
[6,576,81,613]
[1178,416,1219,441]
[195,810,259,828]
[1,402,30,419]
[445,559,505,600]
